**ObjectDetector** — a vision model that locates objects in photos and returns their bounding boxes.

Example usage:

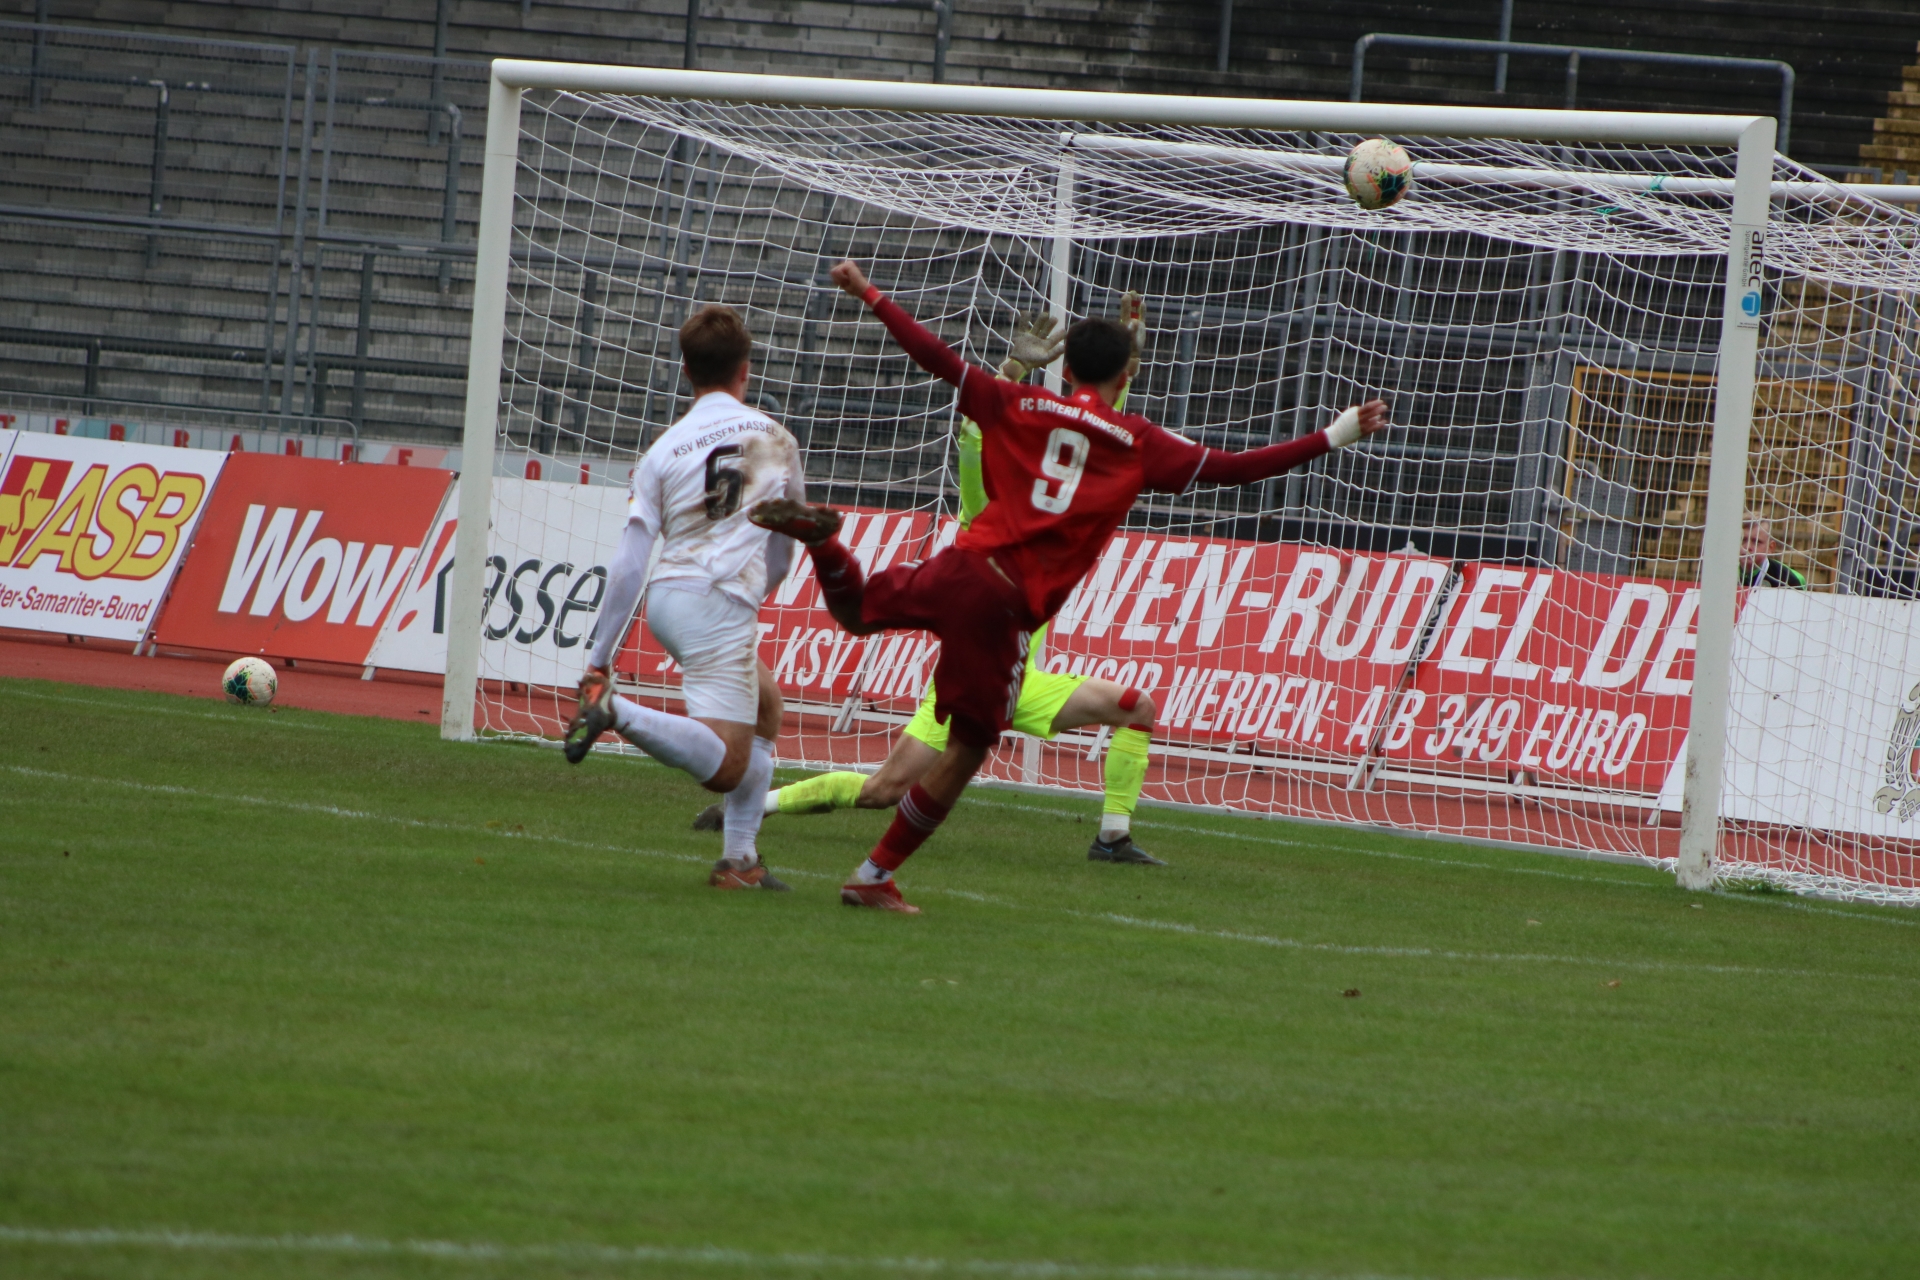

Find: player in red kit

[752,259,1388,912]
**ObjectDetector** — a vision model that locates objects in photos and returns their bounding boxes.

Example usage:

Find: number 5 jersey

[629,390,805,609]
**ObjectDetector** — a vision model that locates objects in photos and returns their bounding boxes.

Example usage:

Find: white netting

[474,90,1920,905]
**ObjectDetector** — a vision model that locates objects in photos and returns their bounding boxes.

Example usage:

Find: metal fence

[0,24,484,439]
[1351,33,1797,154]
[0,16,1874,454]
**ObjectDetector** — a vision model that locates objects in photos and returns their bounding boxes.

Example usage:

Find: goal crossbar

[446,62,1779,896]
[487,60,1764,146]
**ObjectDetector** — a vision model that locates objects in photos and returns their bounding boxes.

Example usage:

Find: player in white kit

[565,305,804,892]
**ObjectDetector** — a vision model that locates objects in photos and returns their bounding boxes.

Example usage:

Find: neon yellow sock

[1101,727,1151,835]
[775,770,866,815]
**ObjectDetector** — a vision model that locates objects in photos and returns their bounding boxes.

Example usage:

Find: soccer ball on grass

[1344,138,1414,210]
[223,656,278,706]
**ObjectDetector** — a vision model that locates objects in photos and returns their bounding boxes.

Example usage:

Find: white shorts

[645,585,760,724]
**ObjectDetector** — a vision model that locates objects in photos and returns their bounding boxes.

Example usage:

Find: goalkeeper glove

[998,311,1066,381]
[1119,290,1145,380]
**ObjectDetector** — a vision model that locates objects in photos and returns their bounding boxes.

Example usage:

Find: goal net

[455,72,1920,905]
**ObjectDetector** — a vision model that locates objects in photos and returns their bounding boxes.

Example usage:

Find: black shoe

[563,670,616,764]
[710,857,791,891]
[1088,834,1165,865]
[692,803,725,832]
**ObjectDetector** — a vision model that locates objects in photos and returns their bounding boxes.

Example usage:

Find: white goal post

[442,60,1824,897]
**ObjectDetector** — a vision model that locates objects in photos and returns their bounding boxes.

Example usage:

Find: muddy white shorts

[644,585,760,724]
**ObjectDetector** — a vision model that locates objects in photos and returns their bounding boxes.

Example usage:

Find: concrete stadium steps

[17,1,1917,169]
[0,218,279,407]
[1860,43,1920,171]
[3,0,1918,449]
[0,95,291,221]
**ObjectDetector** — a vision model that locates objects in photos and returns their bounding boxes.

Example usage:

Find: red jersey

[869,292,1206,623]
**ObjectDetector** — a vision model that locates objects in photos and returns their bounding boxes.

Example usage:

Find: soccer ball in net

[222,656,277,706]
[1343,138,1413,210]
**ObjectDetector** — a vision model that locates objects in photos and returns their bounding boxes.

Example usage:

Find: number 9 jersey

[630,390,804,609]
[953,376,1207,624]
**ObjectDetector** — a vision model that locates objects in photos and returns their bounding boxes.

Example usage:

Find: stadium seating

[2,0,1917,445]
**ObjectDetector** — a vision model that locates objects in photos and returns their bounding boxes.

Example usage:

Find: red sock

[870,783,952,870]
[806,537,865,619]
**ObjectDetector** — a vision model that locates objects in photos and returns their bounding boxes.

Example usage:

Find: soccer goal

[440,60,1920,905]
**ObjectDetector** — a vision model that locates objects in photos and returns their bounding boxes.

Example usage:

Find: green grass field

[2,675,1917,1280]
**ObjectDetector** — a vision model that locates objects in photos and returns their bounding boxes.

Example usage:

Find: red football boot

[840,879,920,914]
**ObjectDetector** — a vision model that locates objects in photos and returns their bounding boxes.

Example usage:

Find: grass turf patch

[1,675,1916,1279]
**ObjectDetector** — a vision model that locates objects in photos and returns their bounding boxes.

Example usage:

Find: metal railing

[1352,33,1796,154]
[682,1,956,80]
[0,21,299,406]
[0,15,1844,449]
[0,324,458,421]
[0,390,358,451]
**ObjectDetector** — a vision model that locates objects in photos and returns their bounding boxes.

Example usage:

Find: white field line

[12,765,1914,982]
[961,797,1920,929]
[962,797,1649,889]
[1076,911,1919,984]
[12,713,1896,930]
[0,1224,1422,1280]
[0,686,337,730]
[0,764,823,878]
[13,679,1900,928]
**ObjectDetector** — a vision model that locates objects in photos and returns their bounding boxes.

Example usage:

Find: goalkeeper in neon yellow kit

[693,294,1164,865]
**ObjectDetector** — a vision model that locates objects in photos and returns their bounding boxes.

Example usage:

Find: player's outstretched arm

[830,260,996,417]
[1189,399,1388,486]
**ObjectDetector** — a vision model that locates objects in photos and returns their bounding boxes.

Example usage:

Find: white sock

[853,858,892,884]
[611,694,726,784]
[1099,816,1130,842]
[722,737,775,866]
[763,788,783,816]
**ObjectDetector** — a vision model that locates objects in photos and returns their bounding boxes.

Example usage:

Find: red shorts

[860,547,1037,750]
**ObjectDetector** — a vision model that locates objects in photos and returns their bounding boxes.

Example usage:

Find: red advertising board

[1045,539,1695,793]
[676,510,1697,795]
[152,453,454,664]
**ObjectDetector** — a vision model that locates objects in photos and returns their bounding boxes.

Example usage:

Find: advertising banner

[0,433,227,641]
[152,453,453,664]
[368,491,945,691]
[740,520,1696,793]
[363,479,1699,800]
[1699,589,1920,837]
[1384,562,1695,793]
[366,477,635,683]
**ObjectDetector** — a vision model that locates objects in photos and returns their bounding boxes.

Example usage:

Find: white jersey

[631,391,803,609]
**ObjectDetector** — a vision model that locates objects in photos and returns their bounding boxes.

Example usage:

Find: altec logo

[217,504,417,626]
[0,453,206,580]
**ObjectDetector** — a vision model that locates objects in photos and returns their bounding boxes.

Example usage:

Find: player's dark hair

[680,305,753,388]
[1063,317,1133,387]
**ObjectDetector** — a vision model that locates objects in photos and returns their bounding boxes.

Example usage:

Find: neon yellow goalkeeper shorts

[903,669,1087,751]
